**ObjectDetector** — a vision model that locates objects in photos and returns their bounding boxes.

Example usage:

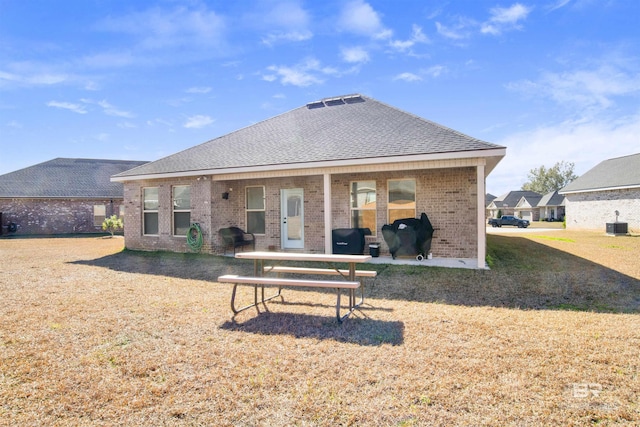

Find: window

[119,205,125,219]
[173,185,191,236]
[93,205,106,227]
[143,187,159,235]
[246,186,265,234]
[350,181,376,234]
[388,179,416,223]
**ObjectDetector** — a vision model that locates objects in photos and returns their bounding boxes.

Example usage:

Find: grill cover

[381,213,434,259]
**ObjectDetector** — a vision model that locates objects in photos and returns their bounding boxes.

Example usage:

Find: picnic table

[218,251,374,322]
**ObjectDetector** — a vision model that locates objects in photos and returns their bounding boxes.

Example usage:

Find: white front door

[281,188,304,249]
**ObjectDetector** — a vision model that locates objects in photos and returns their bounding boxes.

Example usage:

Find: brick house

[0,158,147,235]
[486,190,541,219]
[560,152,640,233]
[112,94,506,268]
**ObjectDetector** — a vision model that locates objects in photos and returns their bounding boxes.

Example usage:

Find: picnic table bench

[217,251,374,322]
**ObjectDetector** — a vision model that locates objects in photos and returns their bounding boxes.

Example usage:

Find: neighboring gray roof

[485,193,497,207]
[0,158,148,198]
[538,190,565,207]
[518,194,542,208]
[114,94,504,180]
[490,190,542,208]
[560,153,640,194]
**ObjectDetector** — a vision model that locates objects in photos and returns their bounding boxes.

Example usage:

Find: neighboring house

[485,193,496,218]
[112,94,506,268]
[560,153,640,232]
[486,191,541,219]
[0,158,148,235]
[537,190,566,221]
[515,193,542,222]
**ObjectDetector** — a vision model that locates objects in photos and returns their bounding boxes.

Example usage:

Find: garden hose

[187,223,204,252]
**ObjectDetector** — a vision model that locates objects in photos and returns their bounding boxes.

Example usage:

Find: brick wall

[0,198,123,235]
[564,188,640,233]
[122,167,479,258]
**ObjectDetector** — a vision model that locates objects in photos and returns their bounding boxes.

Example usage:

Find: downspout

[477,162,486,269]
[324,173,332,254]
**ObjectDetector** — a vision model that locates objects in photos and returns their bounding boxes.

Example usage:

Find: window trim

[172,185,191,237]
[142,187,159,236]
[350,180,377,236]
[93,204,106,228]
[245,185,266,235]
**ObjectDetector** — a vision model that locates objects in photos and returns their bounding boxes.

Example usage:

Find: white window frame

[246,186,266,235]
[172,185,191,237]
[350,180,377,235]
[93,205,106,228]
[142,187,159,236]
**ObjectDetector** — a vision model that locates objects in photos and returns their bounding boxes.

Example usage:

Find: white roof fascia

[559,183,640,195]
[111,148,506,182]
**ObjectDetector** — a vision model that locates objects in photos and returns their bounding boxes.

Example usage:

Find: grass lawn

[0,231,638,426]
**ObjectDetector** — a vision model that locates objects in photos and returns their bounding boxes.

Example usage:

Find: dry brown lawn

[0,231,638,426]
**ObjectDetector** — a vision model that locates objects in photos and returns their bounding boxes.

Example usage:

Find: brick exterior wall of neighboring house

[0,198,123,235]
[122,167,479,258]
[564,188,640,233]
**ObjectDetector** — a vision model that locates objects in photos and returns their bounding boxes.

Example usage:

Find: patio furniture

[219,226,255,255]
[381,212,434,260]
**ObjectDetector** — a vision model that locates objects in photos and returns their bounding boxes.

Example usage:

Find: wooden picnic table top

[234,251,371,263]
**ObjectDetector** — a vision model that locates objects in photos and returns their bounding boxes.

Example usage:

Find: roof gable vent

[307,94,365,109]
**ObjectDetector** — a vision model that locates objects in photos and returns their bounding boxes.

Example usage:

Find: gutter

[111,147,506,182]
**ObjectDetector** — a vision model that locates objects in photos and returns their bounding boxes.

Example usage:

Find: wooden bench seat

[263,266,377,278]
[217,274,362,322]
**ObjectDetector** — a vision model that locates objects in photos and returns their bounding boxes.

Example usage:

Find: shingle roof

[114,94,504,179]
[560,153,640,194]
[0,158,148,198]
[538,190,565,207]
[490,191,542,208]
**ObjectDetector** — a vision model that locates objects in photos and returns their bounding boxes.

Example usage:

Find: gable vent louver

[306,94,365,109]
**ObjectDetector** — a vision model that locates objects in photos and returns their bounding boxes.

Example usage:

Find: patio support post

[477,162,486,269]
[324,173,332,254]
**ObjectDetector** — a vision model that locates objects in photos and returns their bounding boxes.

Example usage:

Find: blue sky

[1,0,639,196]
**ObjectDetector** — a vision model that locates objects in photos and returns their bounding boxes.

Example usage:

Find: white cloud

[80,98,135,118]
[97,100,134,118]
[338,0,392,39]
[507,63,640,112]
[435,18,476,41]
[422,65,448,78]
[548,0,571,12]
[261,30,313,46]
[481,3,532,35]
[97,5,226,51]
[1,69,69,88]
[186,86,212,94]
[341,46,370,64]
[487,114,640,195]
[264,57,337,87]
[184,115,214,129]
[46,101,88,114]
[389,25,429,52]
[393,72,422,82]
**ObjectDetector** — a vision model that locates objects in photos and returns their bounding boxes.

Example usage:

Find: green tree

[102,215,123,237]
[521,161,578,194]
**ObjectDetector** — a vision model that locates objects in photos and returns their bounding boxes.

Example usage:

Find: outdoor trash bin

[369,243,380,257]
